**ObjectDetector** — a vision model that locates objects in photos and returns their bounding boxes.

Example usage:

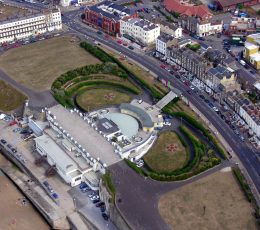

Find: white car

[213,107,219,112]
[163,122,171,126]
[190,86,195,90]
[136,162,144,168]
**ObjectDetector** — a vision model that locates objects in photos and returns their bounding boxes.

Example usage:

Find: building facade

[180,15,222,37]
[120,18,160,45]
[84,1,137,36]
[0,8,62,44]
[243,33,260,69]
[156,33,177,56]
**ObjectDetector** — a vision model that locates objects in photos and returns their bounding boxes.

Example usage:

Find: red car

[160,64,166,69]
[123,43,128,46]
[117,40,122,44]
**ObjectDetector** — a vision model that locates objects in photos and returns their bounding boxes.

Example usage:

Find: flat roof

[96,118,119,134]
[48,105,121,166]
[35,134,77,173]
[250,53,260,62]
[245,42,258,50]
[124,18,159,31]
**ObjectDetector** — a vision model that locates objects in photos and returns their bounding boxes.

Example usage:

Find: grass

[0,80,27,112]
[144,131,187,173]
[0,36,100,91]
[103,172,116,202]
[100,47,169,95]
[159,170,258,230]
[76,88,132,111]
[0,3,30,21]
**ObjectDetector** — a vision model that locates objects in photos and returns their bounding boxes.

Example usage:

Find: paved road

[109,160,231,230]
[61,12,260,195]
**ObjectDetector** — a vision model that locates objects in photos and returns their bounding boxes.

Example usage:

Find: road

[61,10,260,197]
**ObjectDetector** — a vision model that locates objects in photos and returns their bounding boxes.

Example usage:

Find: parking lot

[68,184,118,230]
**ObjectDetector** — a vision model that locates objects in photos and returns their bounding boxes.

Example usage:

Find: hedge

[80,41,165,100]
[67,80,140,96]
[167,111,227,159]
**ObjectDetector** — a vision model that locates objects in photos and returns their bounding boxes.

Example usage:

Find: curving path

[0,69,57,110]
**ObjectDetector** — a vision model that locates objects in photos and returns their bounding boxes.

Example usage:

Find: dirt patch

[0,80,27,112]
[144,131,187,173]
[0,36,100,91]
[159,170,258,230]
[0,157,49,230]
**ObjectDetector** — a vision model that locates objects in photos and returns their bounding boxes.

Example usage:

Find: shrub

[103,172,116,200]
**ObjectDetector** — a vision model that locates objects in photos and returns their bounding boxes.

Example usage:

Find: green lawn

[144,131,187,173]
[0,80,27,112]
[76,88,132,111]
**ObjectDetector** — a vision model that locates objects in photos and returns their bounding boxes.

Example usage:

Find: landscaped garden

[76,88,132,111]
[144,131,188,173]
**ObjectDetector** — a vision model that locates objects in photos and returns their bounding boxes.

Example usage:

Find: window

[75,177,81,182]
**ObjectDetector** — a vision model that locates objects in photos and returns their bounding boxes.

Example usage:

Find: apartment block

[120,18,160,45]
[0,8,62,44]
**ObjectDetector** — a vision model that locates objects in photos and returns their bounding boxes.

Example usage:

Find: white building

[120,18,160,45]
[196,20,223,37]
[0,8,62,44]
[156,32,176,56]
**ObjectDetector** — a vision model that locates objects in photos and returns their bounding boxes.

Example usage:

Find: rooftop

[48,105,121,166]
[216,0,255,8]
[163,0,212,20]
[87,1,134,21]
[157,32,175,43]
[35,134,78,173]
[123,18,159,31]
[250,52,260,62]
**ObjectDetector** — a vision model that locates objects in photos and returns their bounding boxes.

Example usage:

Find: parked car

[199,95,205,100]
[52,193,59,199]
[128,46,134,50]
[79,182,88,189]
[7,144,12,149]
[102,213,109,221]
[0,139,6,144]
[93,199,100,204]
[96,202,105,207]
[160,64,166,69]
[100,206,106,212]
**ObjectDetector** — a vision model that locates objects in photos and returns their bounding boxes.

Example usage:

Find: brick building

[84,1,137,35]
[214,0,260,11]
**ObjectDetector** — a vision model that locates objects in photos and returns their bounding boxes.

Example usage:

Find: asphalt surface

[0,69,57,110]
[61,10,260,196]
[109,160,231,230]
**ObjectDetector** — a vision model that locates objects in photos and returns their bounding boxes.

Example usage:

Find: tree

[257,10,260,15]
[237,3,244,9]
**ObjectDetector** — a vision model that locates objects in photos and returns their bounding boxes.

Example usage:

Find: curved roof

[120,103,154,128]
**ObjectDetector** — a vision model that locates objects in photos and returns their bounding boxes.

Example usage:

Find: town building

[163,0,212,21]
[225,92,260,145]
[0,8,62,44]
[243,33,260,69]
[156,33,176,56]
[226,17,257,36]
[120,18,160,45]
[180,15,222,37]
[168,46,210,82]
[214,0,259,12]
[84,1,137,36]
[151,18,182,38]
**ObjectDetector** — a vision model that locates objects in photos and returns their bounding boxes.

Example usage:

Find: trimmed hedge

[80,41,165,100]
[167,111,227,159]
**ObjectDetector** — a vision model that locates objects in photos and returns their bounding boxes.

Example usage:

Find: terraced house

[0,8,62,44]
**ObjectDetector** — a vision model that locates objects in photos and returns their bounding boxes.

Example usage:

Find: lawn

[0,3,31,21]
[159,170,258,230]
[144,131,187,173]
[100,46,169,95]
[76,88,132,111]
[0,80,27,112]
[0,36,100,91]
